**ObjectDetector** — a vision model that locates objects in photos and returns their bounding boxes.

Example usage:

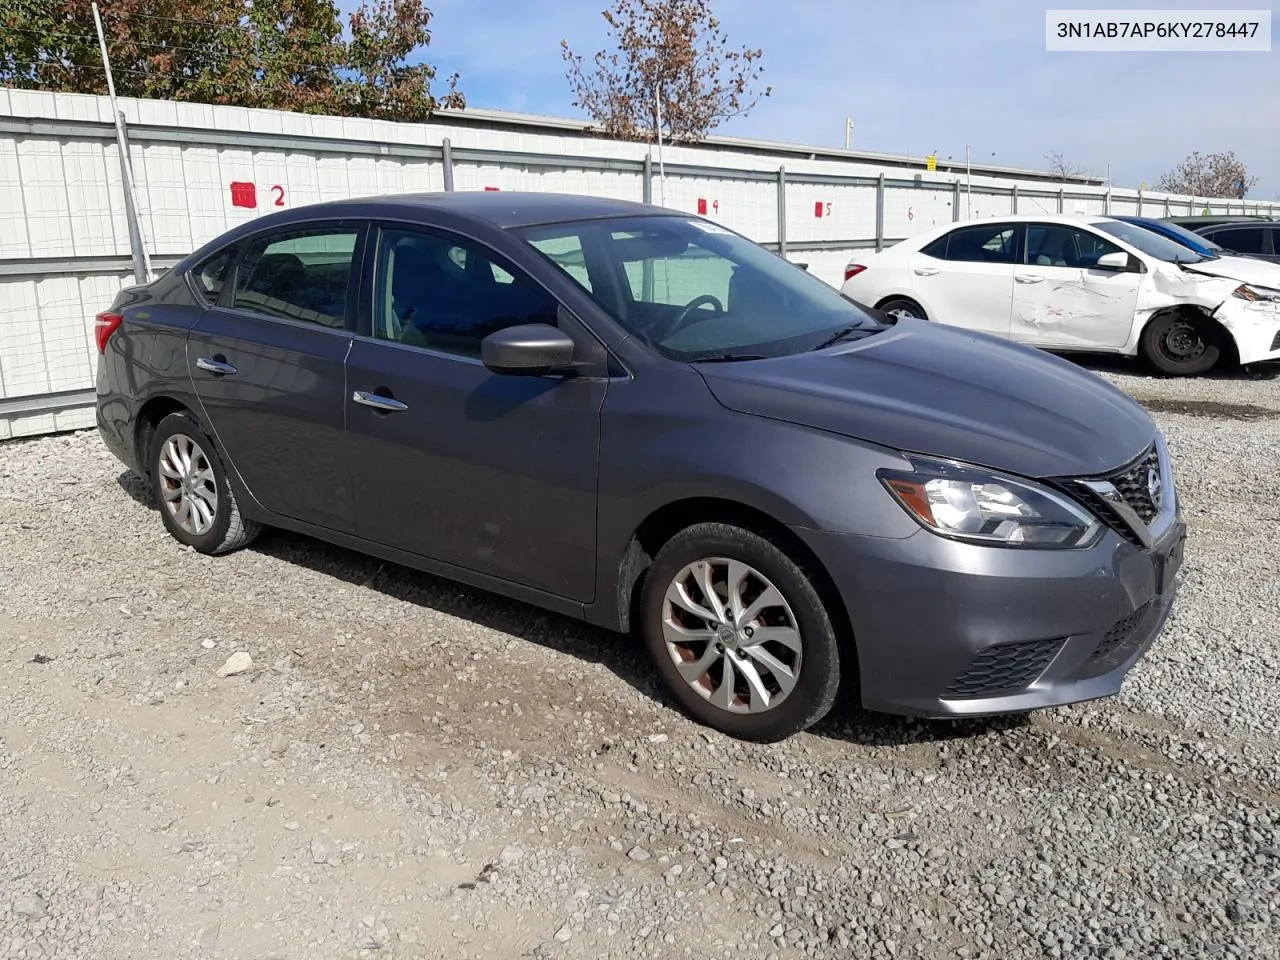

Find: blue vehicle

[1112,215,1227,259]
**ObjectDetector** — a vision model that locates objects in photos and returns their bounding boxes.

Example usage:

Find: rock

[500,845,525,866]
[311,838,337,865]
[554,924,573,943]
[12,893,47,919]
[601,790,621,805]
[200,639,217,649]
[627,846,651,862]
[216,652,252,677]
[648,734,669,744]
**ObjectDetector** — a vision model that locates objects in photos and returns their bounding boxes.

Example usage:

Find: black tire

[639,522,841,742]
[877,297,928,321]
[1139,311,1221,376]
[148,411,260,555]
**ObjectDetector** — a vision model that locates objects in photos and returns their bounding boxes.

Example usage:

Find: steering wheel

[660,294,725,340]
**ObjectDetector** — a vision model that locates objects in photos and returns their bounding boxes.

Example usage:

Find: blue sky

[389,0,1278,197]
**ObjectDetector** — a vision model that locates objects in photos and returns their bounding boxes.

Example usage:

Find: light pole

[844,117,853,150]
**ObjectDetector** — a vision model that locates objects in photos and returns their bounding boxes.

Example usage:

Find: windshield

[516,215,881,361]
[1093,219,1211,264]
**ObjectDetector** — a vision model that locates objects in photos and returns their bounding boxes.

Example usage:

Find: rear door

[187,221,366,533]
[908,221,1019,337]
[344,222,608,602]
[1010,223,1141,349]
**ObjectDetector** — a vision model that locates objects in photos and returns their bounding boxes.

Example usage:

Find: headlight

[1232,284,1280,302]
[878,457,1102,548]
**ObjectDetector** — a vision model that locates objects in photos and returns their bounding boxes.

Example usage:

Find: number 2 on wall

[271,185,285,207]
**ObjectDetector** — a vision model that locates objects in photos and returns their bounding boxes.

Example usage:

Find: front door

[345,224,607,602]
[187,221,365,533]
[1011,223,1141,349]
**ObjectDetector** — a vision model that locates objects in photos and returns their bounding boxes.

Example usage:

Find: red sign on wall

[484,186,501,191]
[230,182,257,208]
[697,198,708,215]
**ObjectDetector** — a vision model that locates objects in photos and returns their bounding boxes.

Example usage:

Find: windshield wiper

[690,353,769,363]
[810,325,870,351]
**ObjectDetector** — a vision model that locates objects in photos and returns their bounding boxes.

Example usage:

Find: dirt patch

[1135,397,1279,421]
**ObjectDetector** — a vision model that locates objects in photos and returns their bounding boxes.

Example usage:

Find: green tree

[0,0,463,120]
[561,0,770,143]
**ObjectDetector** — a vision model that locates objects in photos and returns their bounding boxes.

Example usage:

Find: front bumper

[1216,297,1280,365]
[794,517,1187,718]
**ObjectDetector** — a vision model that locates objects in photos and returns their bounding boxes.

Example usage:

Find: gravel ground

[2,358,1279,960]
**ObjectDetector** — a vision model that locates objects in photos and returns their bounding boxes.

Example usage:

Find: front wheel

[149,411,260,555]
[1139,312,1222,376]
[639,523,841,742]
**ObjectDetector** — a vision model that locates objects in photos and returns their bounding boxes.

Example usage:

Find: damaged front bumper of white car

[1215,286,1280,366]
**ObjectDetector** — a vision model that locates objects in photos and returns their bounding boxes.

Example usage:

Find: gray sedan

[94,192,1187,741]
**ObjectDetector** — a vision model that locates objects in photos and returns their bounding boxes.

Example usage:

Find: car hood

[1178,255,1280,290]
[694,318,1156,479]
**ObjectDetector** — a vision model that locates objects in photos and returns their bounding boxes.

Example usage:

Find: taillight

[844,264,867,282]
[95,311,123,353]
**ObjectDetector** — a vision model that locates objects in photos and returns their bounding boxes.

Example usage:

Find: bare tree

[561,0,770,143]
[1043,151,1087,181]
[1157,150,1258,199]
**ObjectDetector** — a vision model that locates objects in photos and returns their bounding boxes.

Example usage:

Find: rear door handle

[1015,274,1045,284]
[352,390,408,413]
[913,267,940,276]
[195,356,237,376]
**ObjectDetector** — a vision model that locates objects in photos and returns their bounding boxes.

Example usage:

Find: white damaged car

[840,214,1280,375]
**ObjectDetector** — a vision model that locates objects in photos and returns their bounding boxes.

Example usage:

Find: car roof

[299,191,665,229]
[942,213,1119,226]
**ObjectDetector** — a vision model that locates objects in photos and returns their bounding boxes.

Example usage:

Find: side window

[1210,227,1266,255]
[526,234,593,292]
[938,224,1018,264]
[232,227,359,328]
[919,235,949,259]
[190,246,237,303]
[1026,225,1122,268]
[375,227,559,358]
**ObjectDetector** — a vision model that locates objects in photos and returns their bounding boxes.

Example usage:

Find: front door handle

[1015,274,1045,284]
[913,267,940,276]
[195,356,237,376]
[352,390,408,413]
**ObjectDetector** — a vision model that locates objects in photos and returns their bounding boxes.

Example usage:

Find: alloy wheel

[158,433,219,536]
[661,558,803,714]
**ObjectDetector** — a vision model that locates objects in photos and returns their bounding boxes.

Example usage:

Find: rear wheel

[149,411,260,555]
[640,523,841,742]
[1139,312,1221,376]
[877,297,927,321]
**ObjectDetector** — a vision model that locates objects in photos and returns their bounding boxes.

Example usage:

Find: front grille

[1059,443,1164,546]
[1070,484,1144,546]
[1077,602,1153,679]
[942,637,1065,700]
[1108,445,1161,523]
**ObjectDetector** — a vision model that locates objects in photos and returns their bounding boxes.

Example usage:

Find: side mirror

[481,323,576,375]
[1095,251,1131,271]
